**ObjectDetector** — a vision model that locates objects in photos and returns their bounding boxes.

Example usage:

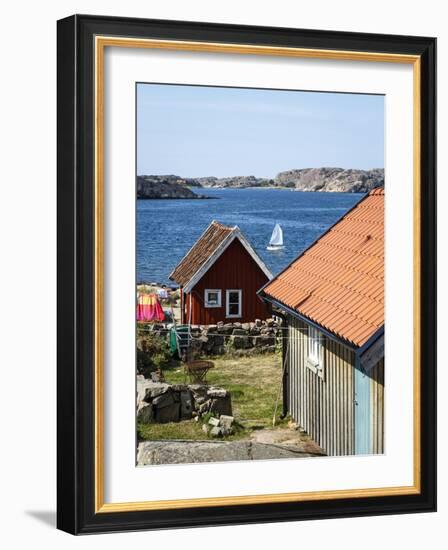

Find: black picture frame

[57,14,436,535]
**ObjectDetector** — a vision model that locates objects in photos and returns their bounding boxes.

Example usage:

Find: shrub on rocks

[137,333,171,377]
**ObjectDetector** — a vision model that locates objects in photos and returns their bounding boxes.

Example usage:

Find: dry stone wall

[137,376,232,425]
[143,317,282,357]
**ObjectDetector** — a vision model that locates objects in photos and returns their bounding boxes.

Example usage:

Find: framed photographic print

[57,14,436,534]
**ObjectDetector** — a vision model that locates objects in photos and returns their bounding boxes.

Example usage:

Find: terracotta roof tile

[169,221,235,286]
[262,188,384,347]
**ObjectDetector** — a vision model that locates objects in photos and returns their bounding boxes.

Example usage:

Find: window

[307,326,325,379]
[308,327,321,363]
[226,289,242,318]
[204,289,221,308]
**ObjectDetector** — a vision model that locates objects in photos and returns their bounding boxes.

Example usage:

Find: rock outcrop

[274,167,384,193]
[138,168,384,193]
[196,175,273,188]
[137,440,323,465]
[136,175,210,199]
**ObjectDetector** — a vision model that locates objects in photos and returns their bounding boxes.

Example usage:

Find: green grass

[138,420,246,441]
[138,420,205,441]
[138,352,288,442]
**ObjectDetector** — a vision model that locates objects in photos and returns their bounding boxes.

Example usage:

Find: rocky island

[273,167,384,193]
[137,167,384,199]
[137,168,384,197]
[196,175,274,188]
[196,168,384,192]
[137,175,210,199]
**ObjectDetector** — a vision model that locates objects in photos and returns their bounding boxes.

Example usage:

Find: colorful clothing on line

[137,294,165,322]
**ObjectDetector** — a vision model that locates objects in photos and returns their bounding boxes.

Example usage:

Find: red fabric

[137,294,165,322]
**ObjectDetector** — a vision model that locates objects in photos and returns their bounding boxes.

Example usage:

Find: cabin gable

[183,238,271,325]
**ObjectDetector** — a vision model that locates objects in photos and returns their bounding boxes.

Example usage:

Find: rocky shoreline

[139,167,384,195]
[137,175,213,200]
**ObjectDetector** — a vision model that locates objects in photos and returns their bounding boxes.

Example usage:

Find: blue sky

[137,83,384,178]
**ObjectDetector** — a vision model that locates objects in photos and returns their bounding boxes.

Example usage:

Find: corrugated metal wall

[370,358,385,454]
[286,315,384,456]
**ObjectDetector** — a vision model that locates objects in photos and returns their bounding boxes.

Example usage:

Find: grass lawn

[138,352,288,442]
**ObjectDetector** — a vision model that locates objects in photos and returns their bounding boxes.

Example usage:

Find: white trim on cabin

[204,289,222,308]
[182,228,272,294]
[306,326,325,380]
[234,229,273,280]
[226,289,242,318]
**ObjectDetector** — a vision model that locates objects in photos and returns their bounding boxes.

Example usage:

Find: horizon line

[137,166,385,179]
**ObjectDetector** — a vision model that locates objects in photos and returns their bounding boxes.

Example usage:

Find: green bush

[152,352,169,370]
[137,333,171,377]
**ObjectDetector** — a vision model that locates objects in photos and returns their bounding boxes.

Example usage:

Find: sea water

[136,188,363,285]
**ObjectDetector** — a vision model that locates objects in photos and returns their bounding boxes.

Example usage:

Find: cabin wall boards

[170,221,272,325]
[286,316,384,456]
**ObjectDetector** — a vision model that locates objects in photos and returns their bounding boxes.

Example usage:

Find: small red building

[170,221,272,325]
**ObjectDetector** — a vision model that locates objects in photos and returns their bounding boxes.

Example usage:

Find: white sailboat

[267,223,285,251]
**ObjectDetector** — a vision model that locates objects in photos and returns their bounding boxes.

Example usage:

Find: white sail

[269,224,283,246]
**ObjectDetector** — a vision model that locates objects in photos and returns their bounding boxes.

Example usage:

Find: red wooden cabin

[170,221,272,325]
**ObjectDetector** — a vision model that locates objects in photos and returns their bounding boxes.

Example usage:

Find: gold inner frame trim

[94,35,422,513]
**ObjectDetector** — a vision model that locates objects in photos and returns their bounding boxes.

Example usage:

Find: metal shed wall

[286,315,384,456]
[370,357,385,454]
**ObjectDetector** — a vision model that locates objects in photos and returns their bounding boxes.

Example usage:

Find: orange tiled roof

[262,188,384,347]
[169,221,235,286]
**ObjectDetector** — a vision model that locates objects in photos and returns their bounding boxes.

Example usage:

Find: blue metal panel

[355,356,371,454]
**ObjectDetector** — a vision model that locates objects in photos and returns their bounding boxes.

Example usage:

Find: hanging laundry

[157,288,169,299]
[137,294,165,322]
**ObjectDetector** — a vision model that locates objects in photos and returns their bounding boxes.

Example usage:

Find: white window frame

[226,289,242,318]
[204,289,222,308]
[306,326,325,380]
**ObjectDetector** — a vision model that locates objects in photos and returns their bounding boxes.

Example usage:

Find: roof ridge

[211,220,234,231]
[369,187,385,195]
[170,219,271,287]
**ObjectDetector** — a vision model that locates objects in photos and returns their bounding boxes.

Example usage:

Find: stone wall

[190,318,281,355]
[141,317,282,357]
[137,376,232,425]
